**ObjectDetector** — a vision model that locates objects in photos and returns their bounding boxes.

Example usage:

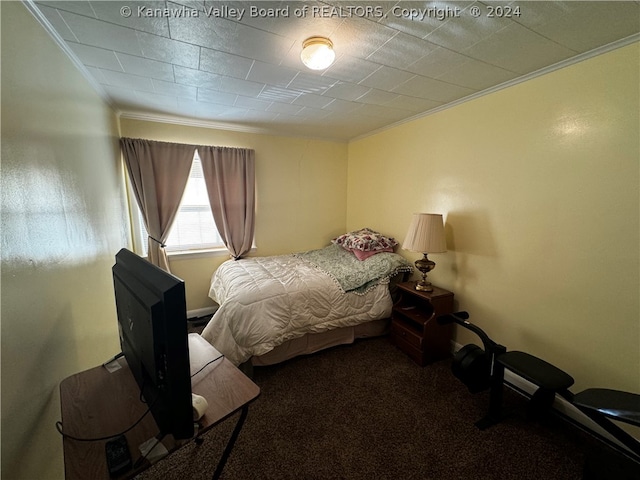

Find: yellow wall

[348,43,640,393]
[120,118,349,310]
[1,3,128,479]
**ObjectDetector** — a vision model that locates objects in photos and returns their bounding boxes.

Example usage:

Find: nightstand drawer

[389,282,454,366]
[392,335,425,366]
[390,320,422,349]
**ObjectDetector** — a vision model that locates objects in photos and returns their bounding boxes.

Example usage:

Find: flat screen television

[112,248,194,440]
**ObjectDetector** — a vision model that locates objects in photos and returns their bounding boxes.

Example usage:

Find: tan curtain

[198,146,255,259]
[120,138,196,271]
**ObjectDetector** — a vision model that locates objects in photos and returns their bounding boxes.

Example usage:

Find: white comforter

[200,253,393,365]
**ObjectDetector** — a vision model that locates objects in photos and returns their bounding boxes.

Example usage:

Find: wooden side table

[59,334,260,479]
[390,281,454,366]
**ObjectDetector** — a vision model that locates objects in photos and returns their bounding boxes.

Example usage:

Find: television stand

[59,334,259,479]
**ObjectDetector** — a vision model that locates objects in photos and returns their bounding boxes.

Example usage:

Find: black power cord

[55,399,154,442]
[191,354,225,378]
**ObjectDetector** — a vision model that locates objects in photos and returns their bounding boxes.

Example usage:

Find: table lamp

[402,213,447,292]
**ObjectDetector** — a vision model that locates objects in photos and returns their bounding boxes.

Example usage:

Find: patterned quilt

[294,244,412,294]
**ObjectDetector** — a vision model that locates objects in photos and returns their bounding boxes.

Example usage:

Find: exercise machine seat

[497,351,575,391]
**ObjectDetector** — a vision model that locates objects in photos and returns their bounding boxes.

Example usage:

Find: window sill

[166,247,229,260]
[166,246,256,260]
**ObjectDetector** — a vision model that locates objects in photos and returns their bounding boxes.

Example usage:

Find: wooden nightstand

[390,282,454,366]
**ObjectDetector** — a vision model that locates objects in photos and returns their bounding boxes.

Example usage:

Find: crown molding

[118,111,348,143]
[118,111,274,136]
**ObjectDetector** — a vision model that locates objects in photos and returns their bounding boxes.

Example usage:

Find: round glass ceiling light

[300,37,335,70]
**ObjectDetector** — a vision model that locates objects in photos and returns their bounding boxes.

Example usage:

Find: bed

[200,236,413,367]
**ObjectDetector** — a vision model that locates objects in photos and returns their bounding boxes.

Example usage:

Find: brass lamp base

[415,279,433,292]
[414,253,435,292]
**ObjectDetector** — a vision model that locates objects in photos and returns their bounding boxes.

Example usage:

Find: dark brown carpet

[136,336,591,480]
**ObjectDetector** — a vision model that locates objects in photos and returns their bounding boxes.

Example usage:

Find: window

[131,151,225,256]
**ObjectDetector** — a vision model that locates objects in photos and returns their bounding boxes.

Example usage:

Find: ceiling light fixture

[300,36,335,70]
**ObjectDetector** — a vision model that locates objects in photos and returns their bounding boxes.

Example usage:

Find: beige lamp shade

[402,213,447,253]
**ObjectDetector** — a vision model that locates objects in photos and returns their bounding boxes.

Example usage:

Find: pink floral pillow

[350,247,394,261]
[332,228,398,252]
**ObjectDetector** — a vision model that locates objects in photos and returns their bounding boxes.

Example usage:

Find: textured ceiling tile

[224,108,265,121]
[152,80,198,100]
[234,95,272,111]
[367,32,440,69]
[37,1,97,17]
[58,9,143,55]
[357,103,412,122]
[172,1,207,10]
[167,13,236,50]
[323,83,372,101]
[288,72,338,94]
[90,1,171,37]
[115,53,175,82]
[359,66,416,90]
[436,58,518,91]
[383,94,442,113]
[103,85,141,105]
[230,26,296,64]
[295,106,332,120]
[196,88,238,106]
[465,22,577,74]
[392,75,474,103]
[199,48,254,78]
[321,98,363,114]
[170,99,201,117]
[99,69,156,92]
[260,3,345,41]
[169,13,294,64]
[322,55,382,84]
[136,31,200,69]
[210,105,253,119]
[377,1,474,38]
[174,65,223,89]
[36,5,79,42]
[424,3,512,51]
[233,0,294,32]
[266,102,305,115]
[258,85,303,103]
[291,92,336,109]
[67,42,122,70]
[323,109,389,133]
[247,61,300,87]
[330,14,398,59]
[84,66,109,84]
[217,76,265,97]
[357,89,401,106]
[135,91,179,109]
[515,1,640,52]
[407,46,470,78]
